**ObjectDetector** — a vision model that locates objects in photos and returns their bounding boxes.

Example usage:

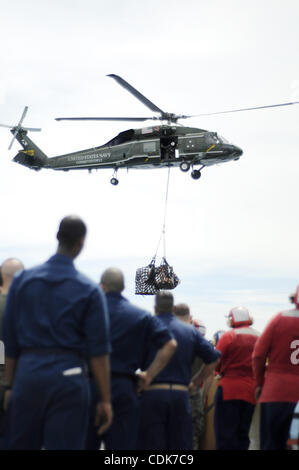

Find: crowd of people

[0,214,298,451]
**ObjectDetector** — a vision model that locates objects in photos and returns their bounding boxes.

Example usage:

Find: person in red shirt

[252,286,299,450]
[214,306,260,449]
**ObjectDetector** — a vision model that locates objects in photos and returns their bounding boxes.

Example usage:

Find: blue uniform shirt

[2,254,111,359]
[106,292,173,375]
[142,312,220,385]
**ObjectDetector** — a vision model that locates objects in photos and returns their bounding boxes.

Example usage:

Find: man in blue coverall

[2,215,112,450]
[137,291,220,450]
[86,267,177,450]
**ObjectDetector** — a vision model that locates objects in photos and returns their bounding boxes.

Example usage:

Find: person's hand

[136,371,152,393]
[188,381,197,395]
[255,386,262,401]
[95,401,113,435]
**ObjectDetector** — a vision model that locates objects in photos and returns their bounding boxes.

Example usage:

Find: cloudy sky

[0,0,298,338]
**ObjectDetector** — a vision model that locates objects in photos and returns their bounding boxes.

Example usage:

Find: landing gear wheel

[110,177,119,186]
[191,170,201,180]
[180,161,190,172]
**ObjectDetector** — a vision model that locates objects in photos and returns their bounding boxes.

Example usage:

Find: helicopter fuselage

[46,125,242,171]
[12,124,242,183]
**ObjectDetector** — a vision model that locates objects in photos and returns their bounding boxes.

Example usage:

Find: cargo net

[135,169,180,295]
[135,257,180,295]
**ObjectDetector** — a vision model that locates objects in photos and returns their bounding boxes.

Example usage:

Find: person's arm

[2,275,21,360]
[214,331,233,373]
[3,356,17,410]
[137,339,177,392]
[252,314,277,399]
[4,356,17,387]
[190,359,219,391]
[84,288,112,434]
[2,275,22,410]
[201,371,214,405]
[189,329,222,392]
[89,355,113,435]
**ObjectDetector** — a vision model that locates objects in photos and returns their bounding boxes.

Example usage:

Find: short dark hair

[155,291,174,313]
[57,215,87,248]
[174,303,190,317]
[101,267,125,293]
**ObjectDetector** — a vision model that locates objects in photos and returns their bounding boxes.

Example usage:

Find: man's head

[154,291,174,315]
[1,258,24,294]
[56,215,87,258]
[226,306,253,328]
[101,267,125,293]
[173,303,191,323]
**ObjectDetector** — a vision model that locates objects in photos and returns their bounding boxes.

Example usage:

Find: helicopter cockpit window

[206,132,220,145]
[105,129,135,147]
[218,135,230,144]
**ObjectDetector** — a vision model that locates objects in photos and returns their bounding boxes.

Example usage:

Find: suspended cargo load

[135,257,180,295]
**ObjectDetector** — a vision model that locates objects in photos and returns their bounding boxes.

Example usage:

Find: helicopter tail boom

[12,128,48,171]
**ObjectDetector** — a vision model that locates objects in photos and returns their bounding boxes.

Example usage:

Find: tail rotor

[0,106,41,150]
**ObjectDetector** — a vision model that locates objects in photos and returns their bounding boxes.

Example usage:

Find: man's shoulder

[116,295,152,319]
[269,310,299,334]
[16,258,98,292]
[15,258,53,279]
[262,311,286,332]
[171,316,195,331]
[13,265,37,282]
[216,329,235,349]
[170,316,199,338]
[280,309,299,319]
[72,269,98,288]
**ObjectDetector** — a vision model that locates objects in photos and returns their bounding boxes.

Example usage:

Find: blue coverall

[85,292,173,450]
[137,312,220,450]
[2,254,110,450]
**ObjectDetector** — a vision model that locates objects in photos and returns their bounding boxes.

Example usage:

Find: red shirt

[252,309,299,403]
[216,326,260,404]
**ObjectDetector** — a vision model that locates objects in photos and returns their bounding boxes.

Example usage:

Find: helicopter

[1,74,299,185]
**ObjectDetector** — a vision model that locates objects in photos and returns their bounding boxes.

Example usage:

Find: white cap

[228,306,252,327]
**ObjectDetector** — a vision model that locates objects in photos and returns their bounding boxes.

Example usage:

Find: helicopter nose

[233,146,243,159]
[223,144,243,159]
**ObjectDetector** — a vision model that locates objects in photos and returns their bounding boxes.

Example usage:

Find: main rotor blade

[55,116,157,122]
[190,100,299,117]
[0,123,41,131]
[107,74,165,115]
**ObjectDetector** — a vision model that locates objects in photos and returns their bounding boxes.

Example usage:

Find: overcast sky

[0,0,298,338]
